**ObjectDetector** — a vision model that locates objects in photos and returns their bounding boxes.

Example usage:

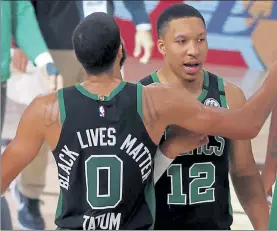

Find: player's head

[72,12,126,77]
[157,4,207,82]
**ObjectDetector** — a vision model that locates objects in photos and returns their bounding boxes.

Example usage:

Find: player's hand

[133,29,154,64]
[160,125,209,159]
[267,195,272,210]
[12,49,28,72]
[42,63,63,92]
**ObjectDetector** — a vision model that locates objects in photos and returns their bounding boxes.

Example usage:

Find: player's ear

[157,39,166,56]
[118,44,123,58]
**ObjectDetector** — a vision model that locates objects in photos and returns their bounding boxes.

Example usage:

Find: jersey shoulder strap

[136,83,143,122]
[139,71,160,86]
[207,71,227,108]
[57,88,66,126]
[57,86,78,126]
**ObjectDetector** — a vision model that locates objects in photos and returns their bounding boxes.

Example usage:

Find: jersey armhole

[136,83,143,121]
[57,89,66,126]
[217,77,227,108]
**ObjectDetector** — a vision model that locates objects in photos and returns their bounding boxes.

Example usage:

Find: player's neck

[85,68,122,82]
[158,67,204,95]
[82,71,123,96]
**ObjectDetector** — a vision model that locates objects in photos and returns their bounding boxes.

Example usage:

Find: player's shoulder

[223,79,246,108]
[32,91,59,106]
[18,90,60,130]
[223,81,244,95]
[207,70,244,97]
[26,91,60,120]
[207,70,246,108]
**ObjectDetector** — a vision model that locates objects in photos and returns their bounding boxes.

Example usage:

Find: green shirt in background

[1,0,49,82]
[269,178,277,230]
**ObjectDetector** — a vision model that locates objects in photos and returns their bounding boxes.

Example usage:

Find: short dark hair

[157,4,206,38]
[72,12,121,75]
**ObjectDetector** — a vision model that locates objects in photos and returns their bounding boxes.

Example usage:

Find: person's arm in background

[122,0,154,64]
[11,39,29,73]
[11,1,62,90]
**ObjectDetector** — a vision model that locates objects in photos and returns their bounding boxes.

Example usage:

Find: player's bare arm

[153,126,209,183]
[143,62,277,140]
[160,125,208,158]
[225,82,269,230]
[1,92,61,195]
[261,106,277,202]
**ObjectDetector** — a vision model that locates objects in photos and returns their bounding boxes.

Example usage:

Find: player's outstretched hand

[160,125,209,159]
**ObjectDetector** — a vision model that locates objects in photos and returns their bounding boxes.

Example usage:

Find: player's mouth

[183,62,201,74]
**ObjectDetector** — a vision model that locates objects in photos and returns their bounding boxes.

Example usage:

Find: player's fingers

[48,75,57,92]
[133,41,142,58]
[56,75,64,90]
[140,47,151,64]
[199,136,209,146]
[14,57,22,71]
[22,58,28,73]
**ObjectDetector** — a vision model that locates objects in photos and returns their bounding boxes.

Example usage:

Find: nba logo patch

[204,98,220,107]
[99,106,105,117]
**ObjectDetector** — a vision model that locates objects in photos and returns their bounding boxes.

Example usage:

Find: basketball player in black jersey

[140,4,269,230]
[2,12,277,230]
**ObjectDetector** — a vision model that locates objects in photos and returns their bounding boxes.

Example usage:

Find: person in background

[10,1,153,229]
[1,1,62,230]
[80,0,154,64]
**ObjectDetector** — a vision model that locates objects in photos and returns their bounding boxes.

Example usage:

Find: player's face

[158,17,208,81]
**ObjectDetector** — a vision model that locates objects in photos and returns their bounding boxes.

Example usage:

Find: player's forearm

[231,174,269,229]
[153,139,182,184]
[153,148,174,184]
[209,65,277,140]
[262,110,277,194]
[1,153,16,196]
[13,1,50,63]
[122,0,150,27]
[261,156,277,195]
[239,65,277,135]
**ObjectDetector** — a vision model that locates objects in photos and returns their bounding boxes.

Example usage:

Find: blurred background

[1,0,277,230]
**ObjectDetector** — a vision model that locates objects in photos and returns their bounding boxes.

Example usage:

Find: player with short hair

[1,12,277,230]
[140,4,269,230]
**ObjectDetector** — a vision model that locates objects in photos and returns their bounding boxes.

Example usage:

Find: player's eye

[176,40,186,45]
[198,38,206,42]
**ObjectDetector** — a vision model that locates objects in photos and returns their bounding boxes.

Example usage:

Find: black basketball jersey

[52,82,158,230]
[140,71,233,230]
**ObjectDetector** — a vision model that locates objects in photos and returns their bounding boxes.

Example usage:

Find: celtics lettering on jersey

[56,127,153,230]
[167,97,226,206]
[167,136,225,205]
[167,92,225,205]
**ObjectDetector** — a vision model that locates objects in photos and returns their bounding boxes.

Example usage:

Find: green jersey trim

[137,83,143,121]
[75,81,127,101]
[58,89,66,125]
